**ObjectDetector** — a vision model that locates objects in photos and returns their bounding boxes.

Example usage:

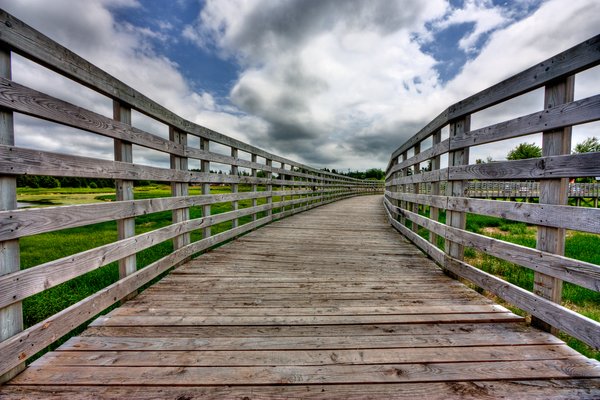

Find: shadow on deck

[2,195,600,399]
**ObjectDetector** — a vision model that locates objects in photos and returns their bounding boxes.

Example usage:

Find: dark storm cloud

[222,0,431,60]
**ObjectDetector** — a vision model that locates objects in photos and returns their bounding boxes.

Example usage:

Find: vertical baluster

[201,138,211,238]
[113,100,136,299]
[170,127,189,250]
[0,45,24,384]
[533,76,574,332]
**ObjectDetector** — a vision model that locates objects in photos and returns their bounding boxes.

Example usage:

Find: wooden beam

[201,138,211,239]
[0,45,24,384]
[533,75,574,332]
[113,100,136,300]
[170,126,190,251]
[230,147,239,228]
[446,116,470,264]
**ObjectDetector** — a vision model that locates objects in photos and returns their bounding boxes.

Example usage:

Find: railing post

[170,127,190,250]
[400,152,408,225]
[251,154,257,221]
[266,158,273,218]
[532,75,574,332]
[231,148,239,228]
[113,100,136,297]
[201,138,211,238]
[446,117,470,263]
[0,45,24,384]
[429,130,442,247]
[280,163,286,212]
[411,142,421,233]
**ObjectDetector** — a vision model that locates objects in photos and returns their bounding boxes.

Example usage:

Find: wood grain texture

[4,196,598,397]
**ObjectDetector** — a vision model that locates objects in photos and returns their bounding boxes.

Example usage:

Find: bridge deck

[3,195,600,399]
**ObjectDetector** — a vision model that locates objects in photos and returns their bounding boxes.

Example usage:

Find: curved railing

[0,10,382,380]
[385,35,600,350]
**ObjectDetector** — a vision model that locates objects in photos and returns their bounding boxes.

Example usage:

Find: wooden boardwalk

[3,195,600,399]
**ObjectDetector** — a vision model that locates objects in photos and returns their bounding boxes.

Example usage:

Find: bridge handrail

[385,35,600,351]
[0,9,382,380]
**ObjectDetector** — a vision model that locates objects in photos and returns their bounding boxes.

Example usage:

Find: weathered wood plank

[10,359,600,385]
[448,152,600,180]
[0,44,24,384]
[32,344,578,367]
[450,94,600,150]
[4,381,600,400]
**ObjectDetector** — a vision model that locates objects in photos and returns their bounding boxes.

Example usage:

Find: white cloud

[0,0,241,165]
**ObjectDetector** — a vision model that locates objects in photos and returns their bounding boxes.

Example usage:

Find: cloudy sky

[1,0,599,171]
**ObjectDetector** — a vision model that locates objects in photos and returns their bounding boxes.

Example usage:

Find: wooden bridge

[1,10,600,399]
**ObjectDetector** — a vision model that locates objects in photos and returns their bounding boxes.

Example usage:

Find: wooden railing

[385,35,600,350]
[0,10,382,381]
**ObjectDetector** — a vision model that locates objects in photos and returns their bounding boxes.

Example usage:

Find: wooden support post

[400,152,408,225]
[170,127,189,250]
[251,154,257,221]
[429,130,442,247]
[113,100,136,298]
[411,143,421,233]
[0,46,24,384]
[201,138,211,238]
[446,117,470,263]
[280,163,286,211]
[230,148,239,228]
[266,159,273,218]
[532,76,574,332]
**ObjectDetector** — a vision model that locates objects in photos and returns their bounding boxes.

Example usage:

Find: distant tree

[573,137,600,154]
[365,168,384,180]
[507,143,541,160]
[573,137,600,183]
[475,156,493,164]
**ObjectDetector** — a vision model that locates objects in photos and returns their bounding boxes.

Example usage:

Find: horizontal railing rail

[385,35,600,351]
[0,9,382,381]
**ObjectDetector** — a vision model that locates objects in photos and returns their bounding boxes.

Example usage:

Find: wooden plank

[0,77,185,157]
[446,116,470,263]
[32,344,578,367]
[450,94,600,150]
[201,138,211,238]
[77,322,559,339]
[88,312,522,326]
[386,168,447,185]
[231,147,239,228]
[0,190,281,241]
[61,330,563,351]
[4,380,600,400]
[533,75,573,332]
[0,44,23,384]
[10,358,600,385]
[113,100,136,290]
[447,196,600,235]
[448,152,600,180]
[170,126,190,250]
[387,139,449,177]
[108,304,511,317]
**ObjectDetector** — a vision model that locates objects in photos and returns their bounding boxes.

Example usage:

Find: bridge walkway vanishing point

[2,195,600,399]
